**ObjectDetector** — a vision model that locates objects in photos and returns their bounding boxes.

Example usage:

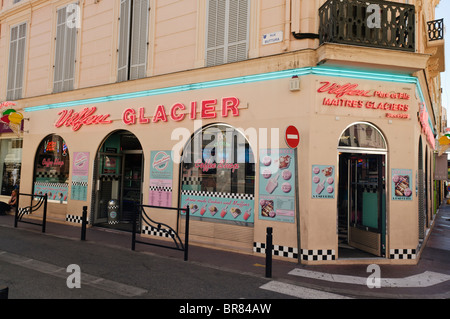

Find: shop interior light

[24,66,427,116]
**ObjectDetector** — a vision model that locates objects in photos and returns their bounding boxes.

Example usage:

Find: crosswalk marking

[260,281,352,299]
[288,268,450,288]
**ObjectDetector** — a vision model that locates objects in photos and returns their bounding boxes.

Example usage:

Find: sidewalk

[1,203,449,299]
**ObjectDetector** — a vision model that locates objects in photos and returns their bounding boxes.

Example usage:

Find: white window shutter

[54,4,77,93]
[129,0,149,80]
[7,23,27,100]
[118,0,131,82]
[206,0,249,67]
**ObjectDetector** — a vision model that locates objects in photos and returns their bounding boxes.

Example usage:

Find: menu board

[71,152,89,201]
[311,165,335,199]
[258,149,296,223]
[149,151,173,207]
[391,169,413,201]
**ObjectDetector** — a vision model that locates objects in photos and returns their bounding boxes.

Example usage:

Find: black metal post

[0,286,8,299]
[14,193,20,228]
[131,208,137,251]
[184,206,190,261]
[42,194,48,233]
[81,206,87,241]
[265,227,273,278]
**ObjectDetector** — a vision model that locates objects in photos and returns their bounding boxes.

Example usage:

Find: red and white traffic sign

[285,125,300,149]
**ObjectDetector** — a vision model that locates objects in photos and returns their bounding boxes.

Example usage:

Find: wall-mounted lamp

[290,75,300,91]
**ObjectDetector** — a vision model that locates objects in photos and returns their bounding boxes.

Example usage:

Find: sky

[436,1,450,114]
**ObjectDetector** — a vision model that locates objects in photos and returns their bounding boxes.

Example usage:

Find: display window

[180,124,255,224]
[0,138,22,195]
[33,134,70,203]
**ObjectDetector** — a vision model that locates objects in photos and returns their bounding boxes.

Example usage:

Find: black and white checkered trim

[181,190,254,201]
[149,186,173,192]
[35,182,69,188]
[71,181,88,187]
[182,177,201,185]
[65,214,88,224]
[253,242,298,259]
[300,249,336,261]
[389,249,416,260]
[142,225,176,239]
[18,207,31,215]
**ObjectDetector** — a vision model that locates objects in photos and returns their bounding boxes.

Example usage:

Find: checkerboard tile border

[65,214,88,224]
[389,248,416,260]
[182,190,254,201]
[142,225,176,239]
[300,249,336,261]
[253,242,298,259]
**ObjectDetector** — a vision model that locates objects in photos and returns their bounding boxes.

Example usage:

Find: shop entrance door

[338,153,386,257]
[93,131,143,231]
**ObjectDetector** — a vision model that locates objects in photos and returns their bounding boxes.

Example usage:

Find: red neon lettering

[152,105,168,123]
[139,107,150,124]
[201,99,217,119]
[123,108,136,125]
[171,103,186,122]
[190,101,197,120]
[318,81,372,98]
[55,107,112,131]
[222,97,240,117]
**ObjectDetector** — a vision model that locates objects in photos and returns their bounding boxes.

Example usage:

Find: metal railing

[131,204,190,261]
[14,193,48,233]
[319,0,416,52]
[427,18,444,42]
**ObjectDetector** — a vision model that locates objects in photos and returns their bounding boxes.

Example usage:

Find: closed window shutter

[54,4,77,93]
[206,0,249,67]
[7,23,27,100]
[117,0,131,82]
[129,0,149,80]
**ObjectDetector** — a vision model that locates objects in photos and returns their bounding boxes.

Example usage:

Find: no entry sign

[285,125,300,149]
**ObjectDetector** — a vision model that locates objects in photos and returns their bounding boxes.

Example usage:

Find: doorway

[337,123,387,258]
[93,130,143,231]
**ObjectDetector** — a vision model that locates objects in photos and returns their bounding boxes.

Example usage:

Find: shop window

[181,124,255,224]
[0,138,22,195]
[339,123,387,150]
[33,135,70,203]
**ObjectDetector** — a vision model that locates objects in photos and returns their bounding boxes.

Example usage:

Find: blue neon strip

[24,66,433,133]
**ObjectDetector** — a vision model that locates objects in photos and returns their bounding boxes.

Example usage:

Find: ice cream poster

[181,194,254,224]
[311,165,335,199]
[391,169,413,201]
[258,149,296,223]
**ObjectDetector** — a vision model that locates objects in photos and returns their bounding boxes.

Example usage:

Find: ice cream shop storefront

[19,67,435,265]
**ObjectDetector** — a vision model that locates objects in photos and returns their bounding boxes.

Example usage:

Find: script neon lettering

[55,107,112,131]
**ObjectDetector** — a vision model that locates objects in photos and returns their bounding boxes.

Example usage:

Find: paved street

[1,202,449,308]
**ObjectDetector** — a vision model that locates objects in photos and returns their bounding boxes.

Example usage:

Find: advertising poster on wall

[71,152,89,201]
[258,149,296,223]
[180,191,254,224]
[392,169,413,200]
[311,165,335,199]
[149,151,173,207]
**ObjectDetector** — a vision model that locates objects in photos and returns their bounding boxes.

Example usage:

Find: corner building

[0,0,446,264]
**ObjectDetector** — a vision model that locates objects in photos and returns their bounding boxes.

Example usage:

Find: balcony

[319,0,415,52]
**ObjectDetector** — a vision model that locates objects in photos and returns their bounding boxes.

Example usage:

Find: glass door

[121,151,143,223]
[347,154,385,256]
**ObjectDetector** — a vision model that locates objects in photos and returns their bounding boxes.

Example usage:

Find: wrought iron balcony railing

[319,0,415,52]
[427,18,444,42]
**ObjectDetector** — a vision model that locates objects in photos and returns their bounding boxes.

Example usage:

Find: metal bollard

[265,227,273,278]
[81,206,88,241]
[0,286,9,299]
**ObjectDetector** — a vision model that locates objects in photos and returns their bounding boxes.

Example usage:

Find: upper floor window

[206,0,250,67]
[7,22,27,101]
[53,3,78,93]
[117,0,149,82]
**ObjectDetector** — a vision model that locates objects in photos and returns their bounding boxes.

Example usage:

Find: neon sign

[54,97,240,130]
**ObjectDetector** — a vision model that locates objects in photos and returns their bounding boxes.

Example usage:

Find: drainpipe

[283,0,291,51]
